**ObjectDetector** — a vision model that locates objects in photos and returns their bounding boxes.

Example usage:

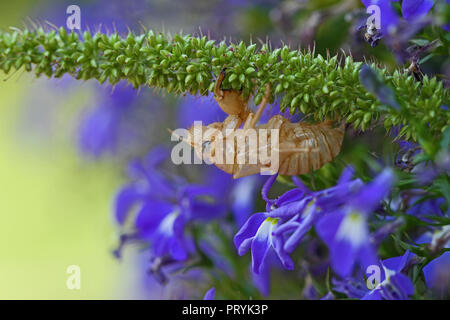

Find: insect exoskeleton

[185,74,345,179]
[213,68,250,121]
[266,117,345,176]
[186,115,345,179]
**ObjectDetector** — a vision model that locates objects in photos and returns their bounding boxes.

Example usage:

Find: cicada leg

[242,84,271,130]
[213,68,226,101]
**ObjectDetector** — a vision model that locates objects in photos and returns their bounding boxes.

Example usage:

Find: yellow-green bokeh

[0,1,137,299]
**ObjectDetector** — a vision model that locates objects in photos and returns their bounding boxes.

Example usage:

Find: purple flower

[360,1,434,59]
[234,174,295,274]
[417,227,450,294]
[361,0,399,33]
[269,168,365,255]
[406,194,445,217]
[362,0,434,31]
[114,146,227,261]
[134,183,227,260]
[329,251,414,300]
[401,0,435,21]
[423,252,450,294]
[115,147,175,226]
[136,198,191,260]
[234,167,365,276]
[78,84,137,157]
[234,211,294,274]
[203,287,215,300]
[333,277,369,299]
[316,168,395,277]
[251,260,272,296]
[362,250,415,300]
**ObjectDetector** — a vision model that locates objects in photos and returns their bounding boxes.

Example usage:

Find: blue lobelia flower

[234,168,364,276]
[114,146,227,261]
[331,276,371,299]
[362,0,400,33]
[234,212,294,274]
[362,0,435,31]
[316,168,395,278]
[234,174,295,274]
[401,0,435,21]
[78,84,138,157]
[114,146,175,226]
[136,184,227,260]
[270,167,365,254]
[362,250,415,300]
[423,252,450,295]
[416,227,450,295]
[329,250,414,299]
[360,1,435,57]
[203,287,215,300]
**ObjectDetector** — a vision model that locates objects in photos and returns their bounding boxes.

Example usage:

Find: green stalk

[0,27,448,140]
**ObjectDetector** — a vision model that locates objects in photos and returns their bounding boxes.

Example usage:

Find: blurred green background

[0,1,134,299]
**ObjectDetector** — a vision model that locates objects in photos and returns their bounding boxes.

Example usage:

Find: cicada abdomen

[269,117,345,175]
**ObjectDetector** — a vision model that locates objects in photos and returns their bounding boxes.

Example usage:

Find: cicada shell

[265,116,345,176]
[186,114,345,179]
[181,69,345,179]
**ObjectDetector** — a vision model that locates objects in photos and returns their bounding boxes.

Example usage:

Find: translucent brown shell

[184,68,346,178]
[264,116,345,175]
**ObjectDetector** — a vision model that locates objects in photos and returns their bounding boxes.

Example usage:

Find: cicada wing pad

[277,121,345,175]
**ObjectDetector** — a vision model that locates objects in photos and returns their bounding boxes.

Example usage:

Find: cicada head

[214,89,249,117]
[214,68,250,118]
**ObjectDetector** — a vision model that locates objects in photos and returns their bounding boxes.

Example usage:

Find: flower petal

[338,166,355,185]
[261,174,278,203]
[316,210,345,247]
[402,0,434,20]
[273,235,294,270]
[422,251,450,290]
[284,205,321,253]
[251,219,272,274]
[275,188,305,207]
[331,238,358,278]
[135,200,175,237]
[361,289,382,300]
[350,168,395,215]
[203,287,215,300]
[114,184,142,225]
[357,243,379,273]
[390,273,414,298]
[251,258,271,296]
[383,250,412,273]
[268,198,310,219]
[234,213,266,253]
